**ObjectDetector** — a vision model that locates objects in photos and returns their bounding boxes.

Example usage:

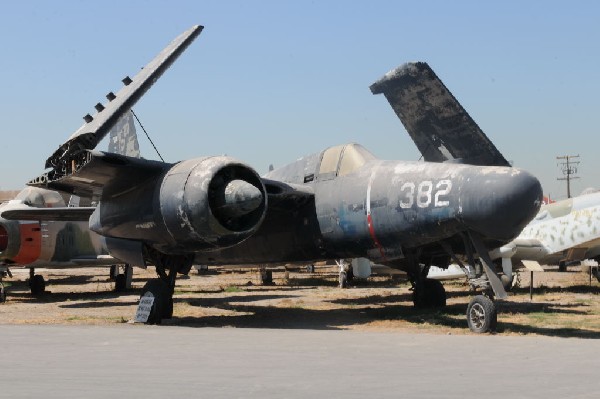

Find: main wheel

[0,285,6,303]
[139,279,170,325]
[30,274,46,296]
[259,269,273,285]
[413,279,446,308]
[467,295,497,333]
[115,273,127,292]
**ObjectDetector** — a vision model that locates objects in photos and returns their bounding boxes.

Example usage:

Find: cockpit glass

[14,188,66,208]
[338,144,376,176]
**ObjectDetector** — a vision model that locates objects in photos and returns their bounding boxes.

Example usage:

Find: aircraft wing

[1,206,95,222]
[30,151,168,198]
[370,62,510,167]
[29,25,202,188]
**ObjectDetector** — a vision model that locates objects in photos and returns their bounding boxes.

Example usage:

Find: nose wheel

[466,295,497,333]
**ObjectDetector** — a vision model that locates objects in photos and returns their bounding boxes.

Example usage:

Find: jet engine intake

[158,156,267,250]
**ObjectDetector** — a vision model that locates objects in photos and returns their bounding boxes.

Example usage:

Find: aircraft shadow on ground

[512,284,600,295]
[58,299,138,309]
[5,288,137,308]
[163,289,600,338]
[184,294,300,307]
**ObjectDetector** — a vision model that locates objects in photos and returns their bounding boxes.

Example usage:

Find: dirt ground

[1,264,599,337]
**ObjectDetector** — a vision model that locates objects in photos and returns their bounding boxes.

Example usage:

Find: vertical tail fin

[108,111,140,158]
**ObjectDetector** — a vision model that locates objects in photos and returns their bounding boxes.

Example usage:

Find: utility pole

[556,154,580,198]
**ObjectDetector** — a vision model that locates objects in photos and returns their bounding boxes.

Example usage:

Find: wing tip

[370,61,432,95]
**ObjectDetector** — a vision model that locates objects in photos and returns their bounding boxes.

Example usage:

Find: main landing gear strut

[139,249,194,324]
[0,265,10,303]
[337,260,354,288]
[439,232,508,333]
[109,265,133,292]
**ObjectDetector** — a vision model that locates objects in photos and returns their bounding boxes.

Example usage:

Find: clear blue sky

[0,0,598,199]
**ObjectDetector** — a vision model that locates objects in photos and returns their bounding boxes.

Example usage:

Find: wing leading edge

[370,62,510,167]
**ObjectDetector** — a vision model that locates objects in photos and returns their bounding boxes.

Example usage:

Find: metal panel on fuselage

[314,160,464,262]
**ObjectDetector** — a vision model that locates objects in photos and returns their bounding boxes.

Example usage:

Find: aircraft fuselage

[193,144,542,266]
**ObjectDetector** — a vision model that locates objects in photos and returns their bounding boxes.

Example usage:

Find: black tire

[139,279,170,325]
[115,274,127,292]
[430,279,446,307]
[339,271,348,288]
[259,270,273,285]
[0,285,6,303]
[467,295,497,333]
[163,297,174,319]
[558,261,567,272]
[196,265,208,275]
[109,265,117,280]
[347,266,354,283]
[412,279,446,308]
[30,274,46,296]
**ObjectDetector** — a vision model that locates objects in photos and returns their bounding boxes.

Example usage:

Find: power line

[556,154,580,198]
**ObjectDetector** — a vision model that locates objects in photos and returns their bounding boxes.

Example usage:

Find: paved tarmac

[0,325,598,398]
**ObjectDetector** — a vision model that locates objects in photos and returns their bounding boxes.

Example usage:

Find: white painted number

[399,180,453,209]
[417,181,433,208]
[399,182,415,208]
[434,180,452,207]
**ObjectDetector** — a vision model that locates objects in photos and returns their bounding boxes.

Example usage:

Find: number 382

[399,180,452,209]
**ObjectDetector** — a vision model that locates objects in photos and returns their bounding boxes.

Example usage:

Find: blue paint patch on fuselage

[337,202,361,237]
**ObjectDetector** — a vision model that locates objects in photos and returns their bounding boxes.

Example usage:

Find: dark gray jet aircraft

[8,25,542,332]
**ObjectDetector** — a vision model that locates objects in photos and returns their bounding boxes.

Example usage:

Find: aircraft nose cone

[215,180,264,218]
[460,168,542,241]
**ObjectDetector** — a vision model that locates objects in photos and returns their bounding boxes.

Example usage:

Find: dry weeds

[1,265,599,337]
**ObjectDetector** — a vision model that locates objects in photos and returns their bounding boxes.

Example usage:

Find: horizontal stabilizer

[370,62,510,167]
[1,206,95,222]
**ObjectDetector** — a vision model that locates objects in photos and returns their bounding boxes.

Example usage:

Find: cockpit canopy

[318,143,376,179]
[13,187,66,208]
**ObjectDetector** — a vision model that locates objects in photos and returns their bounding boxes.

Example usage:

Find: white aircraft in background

[491,189,600,281]
[0,113,140,299]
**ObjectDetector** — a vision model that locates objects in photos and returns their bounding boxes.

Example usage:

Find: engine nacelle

[91,156,267,253]
[159,156,267,250]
